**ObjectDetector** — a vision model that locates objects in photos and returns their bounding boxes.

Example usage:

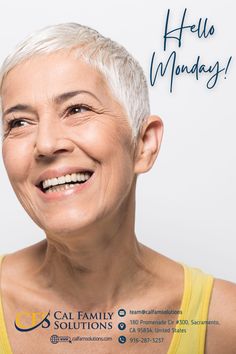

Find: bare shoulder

[1,240,47,291]
[206,277,236,354]
[139,242,184,284]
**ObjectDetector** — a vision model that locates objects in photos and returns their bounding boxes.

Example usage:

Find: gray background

[0,0,235,282]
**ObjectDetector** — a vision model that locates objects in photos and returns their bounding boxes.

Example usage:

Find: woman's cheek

[2,140,32,183]
[75,120,130,161]
[71,124,113,160]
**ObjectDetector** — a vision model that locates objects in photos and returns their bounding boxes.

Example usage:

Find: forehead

[1,50,112,110]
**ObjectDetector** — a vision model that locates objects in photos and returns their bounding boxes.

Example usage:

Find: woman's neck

[34,201,153,309]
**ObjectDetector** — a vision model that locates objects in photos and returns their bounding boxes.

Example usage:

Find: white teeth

[65,174,71,183]
[51,178,58,186]
[42,172,92,190]
[46,183,80,194]
[58,176,66,185]
[71,173,77,182]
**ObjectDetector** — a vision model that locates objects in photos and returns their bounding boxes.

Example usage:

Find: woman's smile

[35,167,95,201]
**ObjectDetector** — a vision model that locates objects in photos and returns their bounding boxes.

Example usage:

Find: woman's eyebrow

[2,90,102,118]
[3,104,34,118]
[54,90,102,105]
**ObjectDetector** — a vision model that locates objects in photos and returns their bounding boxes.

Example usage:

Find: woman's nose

[34,117,74,160]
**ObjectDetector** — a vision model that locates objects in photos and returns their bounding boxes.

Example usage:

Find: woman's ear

[134,115,164,174]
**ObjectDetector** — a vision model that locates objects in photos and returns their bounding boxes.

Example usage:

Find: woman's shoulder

[142,244,236,353]
[2,240,46,270]
[206,277,236,354]
[140,243,184,275]
[1,241,47,294]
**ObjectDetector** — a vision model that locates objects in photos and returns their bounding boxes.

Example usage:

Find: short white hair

[0,23,150,138]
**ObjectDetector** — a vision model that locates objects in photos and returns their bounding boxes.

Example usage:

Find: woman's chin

[38,211,96,238]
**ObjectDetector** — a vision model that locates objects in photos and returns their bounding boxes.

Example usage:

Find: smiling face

[1,50,137,236]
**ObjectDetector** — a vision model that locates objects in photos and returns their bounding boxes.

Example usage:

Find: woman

[0,23,235,354]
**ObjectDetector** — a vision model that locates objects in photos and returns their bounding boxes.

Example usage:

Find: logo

[15,311,50,332]
[118,322,126,330]
[50,334,59,344]
[118,335,126,344]
[118,309,126,317]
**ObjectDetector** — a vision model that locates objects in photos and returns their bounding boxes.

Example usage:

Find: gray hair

[0,23,150,139]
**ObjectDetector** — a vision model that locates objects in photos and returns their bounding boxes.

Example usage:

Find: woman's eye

[8,119,29,130]
[67,105,90,116]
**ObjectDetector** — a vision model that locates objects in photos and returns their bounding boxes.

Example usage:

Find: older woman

[0,23,235,354]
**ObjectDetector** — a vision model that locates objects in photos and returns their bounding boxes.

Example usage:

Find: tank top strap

[0,255,13,354]
[167,264,214,354]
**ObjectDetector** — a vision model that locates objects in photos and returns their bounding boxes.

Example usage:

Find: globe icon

[50,335,59,344]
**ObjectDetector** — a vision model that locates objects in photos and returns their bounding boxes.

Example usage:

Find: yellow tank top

[0,256,213,354]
